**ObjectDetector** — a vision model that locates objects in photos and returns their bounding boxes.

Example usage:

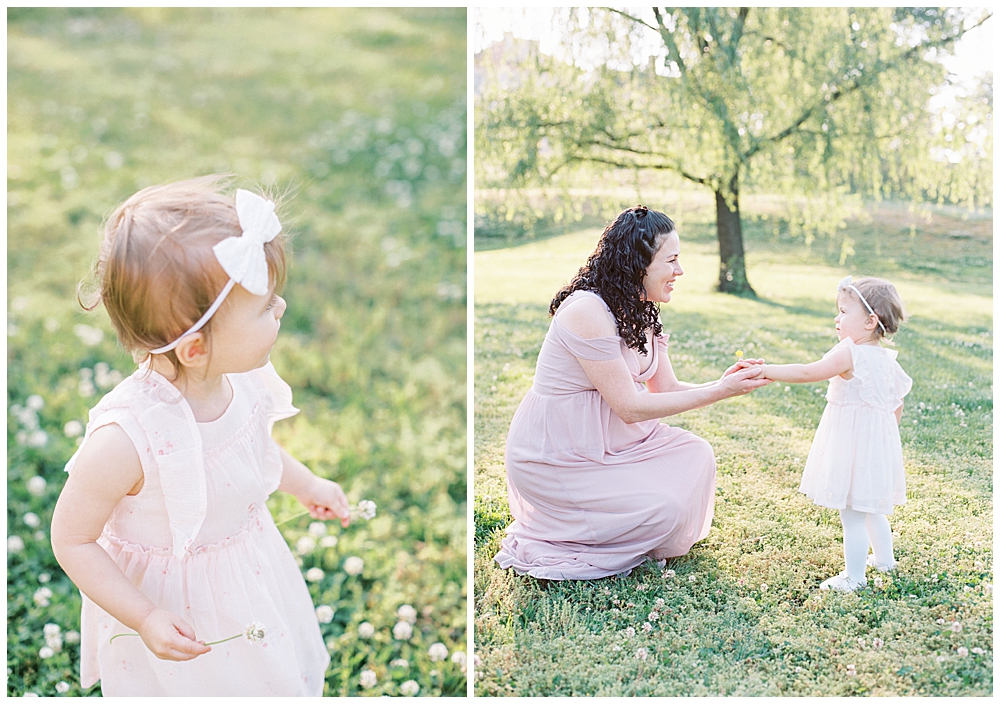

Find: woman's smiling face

[642,230,683,304]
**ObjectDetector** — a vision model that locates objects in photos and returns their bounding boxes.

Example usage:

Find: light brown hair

[81,175,286,373]
[841,276,906,344]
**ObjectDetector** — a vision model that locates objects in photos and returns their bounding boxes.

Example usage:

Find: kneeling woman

[495,205,769,580]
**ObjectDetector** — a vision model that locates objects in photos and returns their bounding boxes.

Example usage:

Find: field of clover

[474,192,992,696]
[7,8,467,697]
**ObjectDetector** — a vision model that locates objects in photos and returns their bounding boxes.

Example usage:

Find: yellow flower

[735,350,744,359]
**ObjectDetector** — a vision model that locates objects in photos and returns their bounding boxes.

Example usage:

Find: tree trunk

[715,174,755,296]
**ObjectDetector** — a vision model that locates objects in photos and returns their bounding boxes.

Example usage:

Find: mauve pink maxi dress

[495,290,716,580]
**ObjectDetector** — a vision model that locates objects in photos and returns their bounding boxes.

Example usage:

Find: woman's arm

[760,347,853,384]
[50,425,211,661]
[559,298,769,424]
[277,446,351,527]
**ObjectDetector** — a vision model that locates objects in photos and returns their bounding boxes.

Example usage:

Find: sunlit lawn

[7,8,467,697]
[473,198,992,696]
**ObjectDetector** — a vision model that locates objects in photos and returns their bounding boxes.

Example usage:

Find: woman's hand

[137,608,211,661]
[718,364,771,397]
[721,358,765,378]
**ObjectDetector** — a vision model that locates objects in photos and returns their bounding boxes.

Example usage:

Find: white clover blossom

[23,693,39,698]
[28,431,48,448]
[760,583,769,593]
[63,420,83,438]
[655,598,665,607]
[648,611,660,622]
[27,476,47,496]
[33,587,53,607]
[957,646,969,657]
[344,556,364,576]
[393,621,413,641]
[8,535,25,553]
[390,658,409,669]
[55,682,70,694]
[308,521,327,537]
[688,574,697,582]
[23,512,41,528]
[951,621,963,633]
[39,646,55,659]
[359,668,377,689]
[356,500,377,520]
[65,631,80,644]
[38,573,51,584]
[244,622,267,644]
[972,647,985,655]
[451,650,467,670]
[316,605,335,624]
[641,622,653,633]
[428,642,448,662]
[27,394,44,411]
[73,324,103,346]
[305,567,325,583]
[320,535,338,548]
[296,536,317,554]
[846,663,857,676]
[623,626,635,639]
[872,637,884,649]
[358,621,375,638]
[663,569,675,578]
[396,604,417,623]
[44,624,62,652]
[635,647,648,661]
[400,680,419,696]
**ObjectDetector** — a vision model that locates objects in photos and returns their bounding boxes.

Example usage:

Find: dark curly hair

[550,205,676,355]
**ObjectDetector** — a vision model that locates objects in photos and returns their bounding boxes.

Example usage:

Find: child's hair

[840,277,906,344]
[81,175,286,373]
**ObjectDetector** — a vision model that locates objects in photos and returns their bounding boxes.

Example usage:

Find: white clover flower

[846,663,857,676]
[936,618,946,625]
[65,631,80,644]
[27,476,47,496]
[396,604,417,623]
[872,637,884,649]
[316,605,334,624]
[688,574,697,582]
[857,637,866,647]
[296,536,317,554]
[760,583,768,593]
[623,626,635,639]
[663,569,675,578]
[400,680,419,696]
[635,647,648,661]
[305,567,325,583]
[428,642,448,662]
[27,394,44,411]
[344,556,364,576]
[972,647,985,655]
[451,650,467,670]
[28,431,48,448]
[24,692,39,697]
[636,584,647,591]
[935,655,946,663]
[38,573,51,584]
[33,587,52,607]
[957,646,969,657]
[359,668,377,690]
[39,646,55,659]
[358,621,375,638]
[873,576,883,588]
[655,598,664,607]
[8,535,25,553]
[63,420,84,438]
[320,535,338,548]
[641,622,653,633]
[648,611,660,622]
[73,324,103,346]
[55,682,70,694]
[308,521,327,537]
[393,621,413,640]
[356,500,377,520]
[243,622,267,644]
[951,621,963,634]
[390,658,409,669]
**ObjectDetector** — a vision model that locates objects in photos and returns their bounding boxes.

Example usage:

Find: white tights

[839,507,895,582]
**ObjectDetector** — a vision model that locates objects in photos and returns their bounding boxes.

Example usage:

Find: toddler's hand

[722,358,765,379]
[301,477,351,528]
[137,608,211,661]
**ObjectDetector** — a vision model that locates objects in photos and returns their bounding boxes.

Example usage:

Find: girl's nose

[274,296,287,319]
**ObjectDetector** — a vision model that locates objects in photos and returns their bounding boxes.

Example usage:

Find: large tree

[477,7,991,295]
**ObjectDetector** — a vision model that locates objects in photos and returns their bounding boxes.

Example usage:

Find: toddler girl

[50,176,350,695]
[750,276,912,592]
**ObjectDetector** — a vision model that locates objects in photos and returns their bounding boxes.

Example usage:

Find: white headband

[150,189,282,355]
[838,275,886,334]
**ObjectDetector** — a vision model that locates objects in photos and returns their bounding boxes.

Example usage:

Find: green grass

[7,8,466,697]
[473,197,992,696]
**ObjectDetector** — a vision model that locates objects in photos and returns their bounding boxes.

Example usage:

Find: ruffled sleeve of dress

[241,362,300,495]
[65,367,207,559]
[551,319,623,361]
[846,339,910,412]
[885,348,913,410]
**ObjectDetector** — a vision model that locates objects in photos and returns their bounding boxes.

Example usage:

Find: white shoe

[866,554,897,573]
[819,571,867,592]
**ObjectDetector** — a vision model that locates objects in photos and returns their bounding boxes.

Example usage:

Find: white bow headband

[150,189,281,355]
[838,276,886,334]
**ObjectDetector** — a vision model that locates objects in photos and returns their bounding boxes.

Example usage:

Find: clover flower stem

[274,509,311,527]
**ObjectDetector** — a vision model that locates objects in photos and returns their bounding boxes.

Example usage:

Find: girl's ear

[865,314,880,331]
[174,332,210,370]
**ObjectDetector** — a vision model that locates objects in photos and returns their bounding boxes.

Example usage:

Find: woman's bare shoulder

[556,292,618,339]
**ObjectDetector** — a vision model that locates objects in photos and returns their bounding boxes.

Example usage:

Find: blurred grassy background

[7,8,466,697]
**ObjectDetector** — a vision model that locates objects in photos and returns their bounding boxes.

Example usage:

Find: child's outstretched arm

[50,425,212,661]
[276,446,351,527]
[760,346,853,384]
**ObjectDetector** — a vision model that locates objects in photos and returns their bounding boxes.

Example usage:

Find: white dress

[65,363,330,696]
[799,337,912,514]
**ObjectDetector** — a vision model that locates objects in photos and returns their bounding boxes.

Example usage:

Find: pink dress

[65,363,329,696]
[495,290,717,580]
